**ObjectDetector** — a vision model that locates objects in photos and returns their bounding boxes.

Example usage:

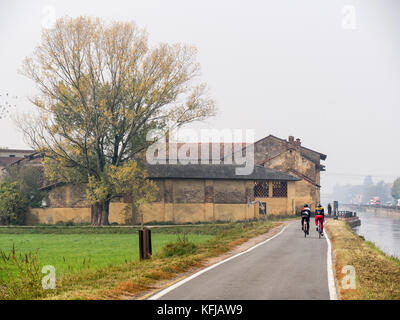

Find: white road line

[325,227,338,300]
[148,223,290,300]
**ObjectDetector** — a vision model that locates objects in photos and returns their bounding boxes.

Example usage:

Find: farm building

[159,135,326,213]
[6,134,326,225]
[244,135,326,213]
[28,164,299,225]
[0,148,35,177]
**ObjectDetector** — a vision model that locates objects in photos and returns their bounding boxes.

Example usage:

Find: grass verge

[0,219,285,300]
[326,219,400,300]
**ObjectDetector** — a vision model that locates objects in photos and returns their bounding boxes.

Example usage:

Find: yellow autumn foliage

[17,16,215,225]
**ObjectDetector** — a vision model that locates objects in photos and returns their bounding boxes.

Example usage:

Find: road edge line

[148,222,290,300]
[325,227,338,300]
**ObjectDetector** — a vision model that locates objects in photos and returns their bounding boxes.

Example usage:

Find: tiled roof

[157,142,248,161]
[265,135,327,160]
[145,163,300,181]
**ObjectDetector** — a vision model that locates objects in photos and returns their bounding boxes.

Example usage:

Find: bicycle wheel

[304,222,307,238]
[318,221,321,238]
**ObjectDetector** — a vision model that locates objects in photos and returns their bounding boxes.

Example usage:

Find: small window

[9,155,15,157]
[254,180,269,197]
[272,181,287,197]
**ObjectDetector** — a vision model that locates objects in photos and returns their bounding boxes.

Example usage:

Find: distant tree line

[332,175,393,205]
[391,178,400,203]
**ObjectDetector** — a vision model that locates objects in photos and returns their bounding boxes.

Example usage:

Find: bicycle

[317,220,323,238]
[303,219,309,238]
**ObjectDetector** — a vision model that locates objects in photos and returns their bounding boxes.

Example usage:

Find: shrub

[3,166,47,208]
[0,181,29,225]
[160,234,197,257]
[65,220,74,226]
[0,244,43,300]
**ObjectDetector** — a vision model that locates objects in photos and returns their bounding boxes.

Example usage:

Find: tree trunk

[91,200,110,226]
[131,202,139,225]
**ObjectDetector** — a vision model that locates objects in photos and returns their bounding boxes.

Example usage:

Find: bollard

[138,229,144,260]
[139,227,152,261]
[147,228,152,256]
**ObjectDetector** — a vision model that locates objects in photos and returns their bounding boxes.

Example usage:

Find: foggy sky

[0,0,399,194]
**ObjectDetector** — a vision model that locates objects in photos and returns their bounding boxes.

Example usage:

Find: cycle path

[149,220,333,300]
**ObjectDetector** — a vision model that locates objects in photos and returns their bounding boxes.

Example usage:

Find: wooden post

[147,228,152,256]
[139,229,145,260]
[139,227,152,261]
[143,228,148,259]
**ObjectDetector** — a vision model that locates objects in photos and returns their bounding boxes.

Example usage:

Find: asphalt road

[152,220,331,300]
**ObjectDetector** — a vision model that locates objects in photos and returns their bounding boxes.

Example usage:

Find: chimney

[288,136,294,143]
[295,138,301,147]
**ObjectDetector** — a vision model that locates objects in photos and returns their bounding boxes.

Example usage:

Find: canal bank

[337,210,361,228]
[326,219,400,300]
[343,206,400,260]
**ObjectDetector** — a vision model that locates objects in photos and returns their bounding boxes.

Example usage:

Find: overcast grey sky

[0,0,399,194]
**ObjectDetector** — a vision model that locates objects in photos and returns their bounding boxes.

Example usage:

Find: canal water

[352,209,400,260]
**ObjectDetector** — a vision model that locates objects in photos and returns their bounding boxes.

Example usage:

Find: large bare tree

[18,16,216,225]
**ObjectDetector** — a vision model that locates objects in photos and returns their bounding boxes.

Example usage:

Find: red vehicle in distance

[369,197,381,205]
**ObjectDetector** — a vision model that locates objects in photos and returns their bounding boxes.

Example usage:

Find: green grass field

[0,220,288,299]
[0,231,212,280]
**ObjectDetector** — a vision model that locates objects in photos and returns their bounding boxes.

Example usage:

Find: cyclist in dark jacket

[300,204,311,234]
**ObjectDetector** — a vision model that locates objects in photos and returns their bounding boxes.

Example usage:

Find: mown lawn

[0,231,212,280]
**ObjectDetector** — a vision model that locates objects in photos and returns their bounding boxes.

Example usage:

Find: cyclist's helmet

[304,204,309,207]
[318,203,322,207]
